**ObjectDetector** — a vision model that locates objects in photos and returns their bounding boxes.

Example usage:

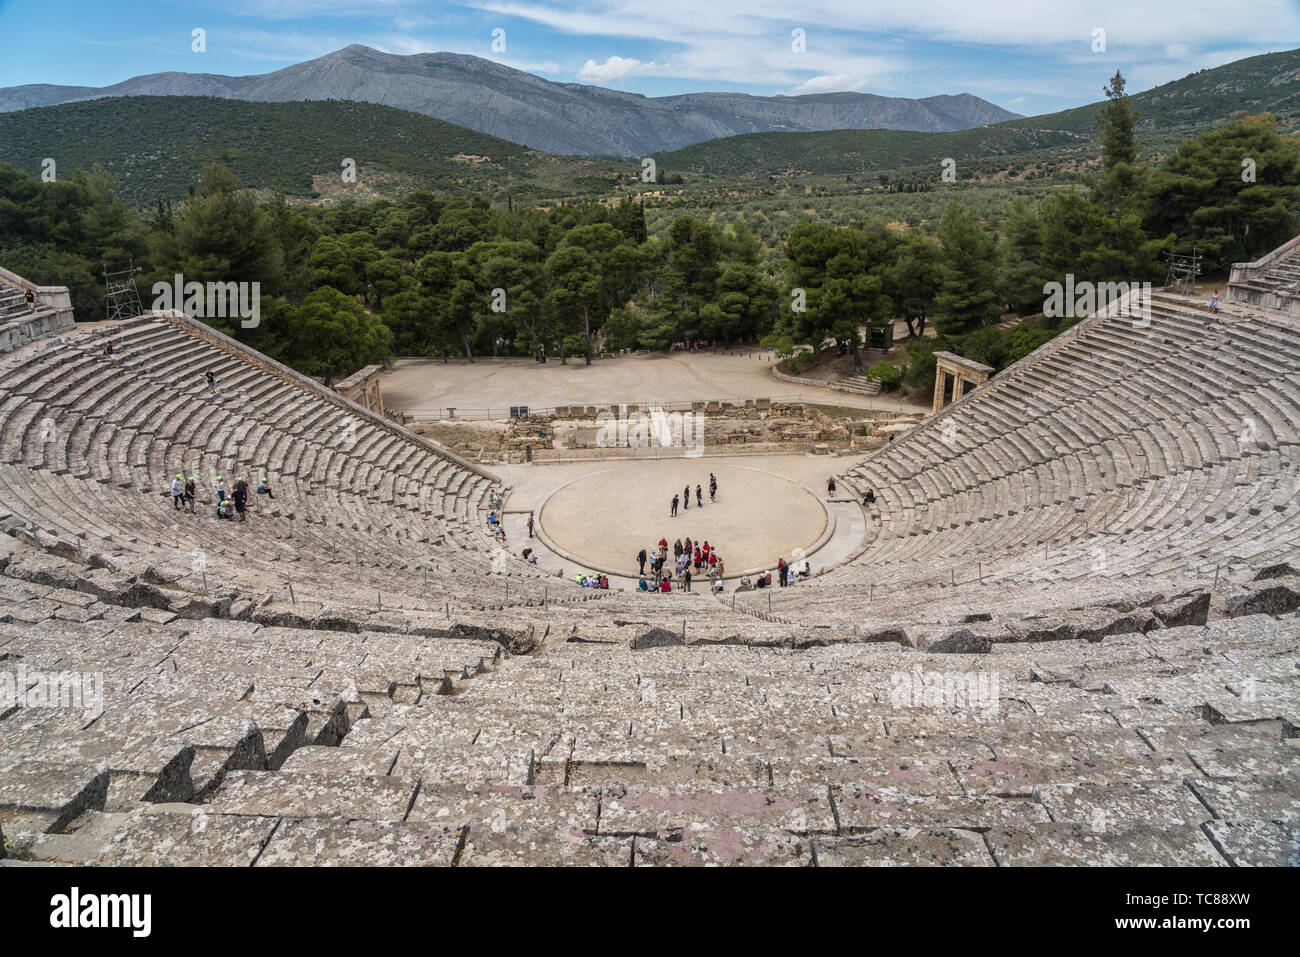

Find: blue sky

[0,0,1297,116]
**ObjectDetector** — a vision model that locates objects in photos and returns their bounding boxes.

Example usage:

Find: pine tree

[1098,71,1138,170]
[933,203,1001,336]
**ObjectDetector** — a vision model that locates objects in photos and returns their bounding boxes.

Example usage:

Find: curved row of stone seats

[4,561,1293,864]
[0,314,595,619]
[0,283,33,321]
[0,538,796,863]
[1229,242,1300,309]
[742,291,1299,623]
[0,556,528,859]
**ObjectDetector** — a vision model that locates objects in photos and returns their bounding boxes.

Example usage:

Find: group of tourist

[670,472,718,516]
[484,488,511,545]
[637,533,727,594]
[167,473,274,521]
[481,491,543,567]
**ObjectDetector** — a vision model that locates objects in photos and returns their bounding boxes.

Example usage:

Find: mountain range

[0,44,1020,157]
[658,48,1300,177]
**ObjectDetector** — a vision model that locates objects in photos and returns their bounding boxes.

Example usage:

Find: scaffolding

[1164,247,1203,296]
[103,260,144,321]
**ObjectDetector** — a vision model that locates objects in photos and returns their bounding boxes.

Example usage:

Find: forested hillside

[0,97,628,205]
[1,77,1296,403]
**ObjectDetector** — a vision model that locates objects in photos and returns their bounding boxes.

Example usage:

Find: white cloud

[789,73,874,94]
[577,55,656,82]
[467,0,1299,52]
[150,0,1300,107]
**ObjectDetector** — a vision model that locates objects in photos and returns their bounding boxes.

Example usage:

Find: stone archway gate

[932,351,994,412]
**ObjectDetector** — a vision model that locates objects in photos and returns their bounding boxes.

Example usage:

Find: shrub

[866,360,902,390]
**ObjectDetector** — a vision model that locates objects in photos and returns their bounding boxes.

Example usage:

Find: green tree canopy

[1145,113,1300,270]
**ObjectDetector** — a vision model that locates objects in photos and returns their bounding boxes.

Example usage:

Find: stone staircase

[1,568,1295,865]
[1229,238,1300,315]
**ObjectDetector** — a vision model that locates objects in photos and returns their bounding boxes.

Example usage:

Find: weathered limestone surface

[984,823,1225,867]
[1,246,1299,865]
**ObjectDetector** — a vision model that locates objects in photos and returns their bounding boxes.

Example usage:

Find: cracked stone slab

[832,787,1050,831]
[1224,580,1300,617]
[256,817,461,866]
[1202,819,1300,867]
[0,728,191,779]
[206,770,419,821]
[1187,776,1300,821]
[0,760,109,831]
[634,826,812,866]
[1186,745,1300,780]
[1202,686,1300,725]
[1033,781,1210,827]
[276,745,397,777]
[812,828,992,866]
[9,829,115,864]
[95,808,280,866]
[828,732,994,765]
[1136,719,1285,753]
[956,749,1192,795]
[984,822,1226,866]
[391,742,534,786]
[809,756,964,794]
[599,786,835,835]
[407,783,598,833]
[456,825,632,866]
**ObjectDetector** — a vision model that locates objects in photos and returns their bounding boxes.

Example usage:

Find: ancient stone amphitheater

[0,242,1297,867]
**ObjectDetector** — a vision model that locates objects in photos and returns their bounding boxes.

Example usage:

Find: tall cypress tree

[1098,71,1138,170]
